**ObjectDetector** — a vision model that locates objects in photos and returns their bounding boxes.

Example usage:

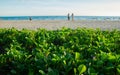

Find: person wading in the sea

[29,17,32,21]
[71,13,74,21]
[67,13,70,21]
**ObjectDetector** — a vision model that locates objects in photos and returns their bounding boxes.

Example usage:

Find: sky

[0,0,120,16]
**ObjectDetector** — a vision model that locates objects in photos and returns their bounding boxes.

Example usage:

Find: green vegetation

[0,28,120,75]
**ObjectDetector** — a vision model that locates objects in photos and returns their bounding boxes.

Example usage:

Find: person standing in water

[71,13,74,21]
[67,13,70,21]
[29,17,32,21]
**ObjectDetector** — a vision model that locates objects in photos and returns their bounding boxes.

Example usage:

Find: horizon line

[1,15,120,17]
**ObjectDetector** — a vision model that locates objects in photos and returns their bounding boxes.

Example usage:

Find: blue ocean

[0,16,120,21]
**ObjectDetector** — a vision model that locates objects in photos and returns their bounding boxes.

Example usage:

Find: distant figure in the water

[29,17,32,21]
[71,13,74,21]
[67,13,70,21]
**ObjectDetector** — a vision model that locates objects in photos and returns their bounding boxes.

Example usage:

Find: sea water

[0,16,120,21]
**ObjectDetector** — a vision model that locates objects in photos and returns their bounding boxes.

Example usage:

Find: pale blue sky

[0,0,120,16]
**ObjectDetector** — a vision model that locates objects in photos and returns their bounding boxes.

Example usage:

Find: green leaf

[48,67,59,75]
[39,70,45,75]
[75,52,80,60]
[117,68,120,74]
[10,69,16,74]
[78,64,87,74]
[97,60,104,66]
[88,67,96,74]
[90,73,98,75]
[74,68,77,75]
[28,69,34,75]
[108,54,116,62]
[116,65,120,74]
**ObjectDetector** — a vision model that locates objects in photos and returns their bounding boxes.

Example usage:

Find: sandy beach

[0,20,120,30]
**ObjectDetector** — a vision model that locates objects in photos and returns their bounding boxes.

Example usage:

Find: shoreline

[0,20,120,30]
